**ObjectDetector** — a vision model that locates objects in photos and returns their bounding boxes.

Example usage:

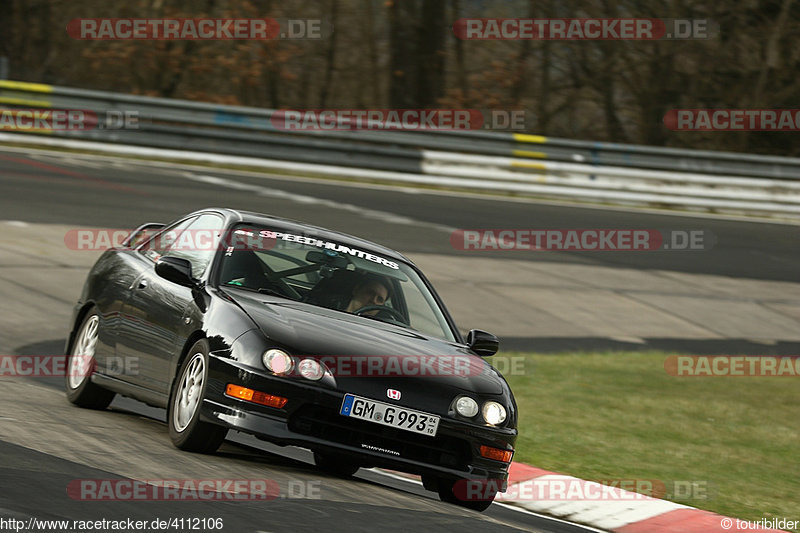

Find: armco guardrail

[1,79,799,218]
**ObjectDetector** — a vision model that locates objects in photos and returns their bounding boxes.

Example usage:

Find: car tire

[437,478,496,512]
[313,451,361,477]
[168,339,228,453]
[65,309,116,410]
[421,474,440,492]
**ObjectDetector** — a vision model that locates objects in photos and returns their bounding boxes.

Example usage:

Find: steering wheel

[354,305,408,325]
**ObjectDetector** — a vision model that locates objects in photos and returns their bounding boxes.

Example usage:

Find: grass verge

[492,351,799,528]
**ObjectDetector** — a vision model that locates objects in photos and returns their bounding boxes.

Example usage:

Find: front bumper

[202,353,516,489]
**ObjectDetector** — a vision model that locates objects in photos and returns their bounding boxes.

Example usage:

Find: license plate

[339,394,439,436]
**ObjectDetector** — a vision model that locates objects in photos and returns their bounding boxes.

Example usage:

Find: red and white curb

[500,462,787,532]
[380,462,787,532]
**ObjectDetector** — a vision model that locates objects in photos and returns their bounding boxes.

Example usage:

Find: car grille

[289,405,470,471]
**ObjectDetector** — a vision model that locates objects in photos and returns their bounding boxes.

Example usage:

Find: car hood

[225,289,504,400]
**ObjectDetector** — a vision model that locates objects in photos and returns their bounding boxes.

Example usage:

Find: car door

[116,214,224,396]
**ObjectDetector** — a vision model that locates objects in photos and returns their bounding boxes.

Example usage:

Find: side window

[164,214,225,278]
[141,214,225,279]
[140,216,197,263]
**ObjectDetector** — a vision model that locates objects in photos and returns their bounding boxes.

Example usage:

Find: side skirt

[92,373,169,409]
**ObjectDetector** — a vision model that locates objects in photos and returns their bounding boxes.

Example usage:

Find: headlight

[455,396,479,417]
[482,401,507,425]
[298,358,324,381]
[263,349,294,375]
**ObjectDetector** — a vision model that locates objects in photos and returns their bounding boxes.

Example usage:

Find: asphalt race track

[0,148,796,282]
[0,146,797,532]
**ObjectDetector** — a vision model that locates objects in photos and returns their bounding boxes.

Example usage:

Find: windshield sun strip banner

[229,228,400,270]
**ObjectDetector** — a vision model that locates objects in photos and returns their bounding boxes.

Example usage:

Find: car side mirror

[156,257,197,288]
[467,329,499,357]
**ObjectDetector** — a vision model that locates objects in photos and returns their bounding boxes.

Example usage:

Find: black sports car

[65,208,517,511]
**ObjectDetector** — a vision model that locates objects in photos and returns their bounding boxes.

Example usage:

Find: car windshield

[217,225,456,342]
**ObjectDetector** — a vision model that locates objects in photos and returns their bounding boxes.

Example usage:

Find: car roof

[192,207,413,265]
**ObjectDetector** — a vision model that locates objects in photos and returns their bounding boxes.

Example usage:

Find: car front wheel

[65,310,115,409]
[313,451,361,477]
[168,340,228,453]
[437,478,497,512]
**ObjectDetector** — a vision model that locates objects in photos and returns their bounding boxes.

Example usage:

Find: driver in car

[345,273,391,314]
